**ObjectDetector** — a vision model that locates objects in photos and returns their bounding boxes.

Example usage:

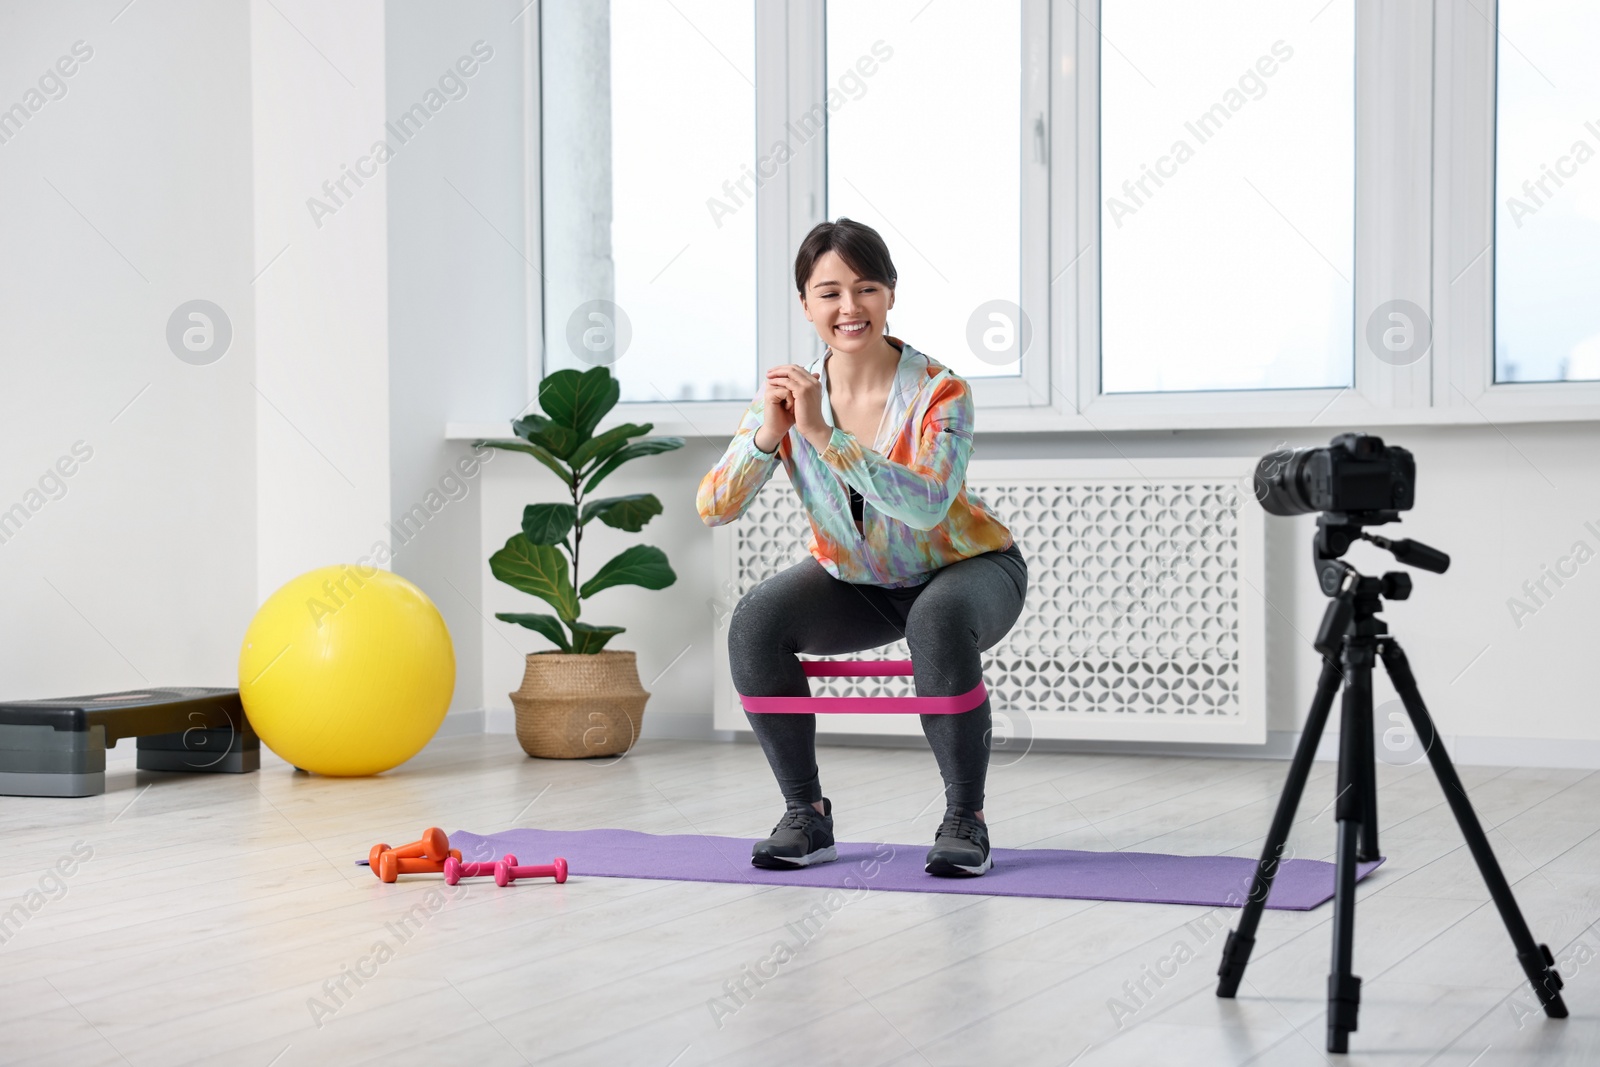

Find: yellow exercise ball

[239,565,455,776]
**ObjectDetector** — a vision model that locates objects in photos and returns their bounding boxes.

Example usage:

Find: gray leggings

[728,544,1028,812]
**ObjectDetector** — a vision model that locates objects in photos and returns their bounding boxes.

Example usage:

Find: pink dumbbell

[495,857,568,887]
[443,854,518,885]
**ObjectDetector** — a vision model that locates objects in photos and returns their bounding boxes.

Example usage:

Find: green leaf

[489,535,579,621]
[582,436,686,492]
[476,439,573,487]
[522,503,576,545]
[494,612,572,651]
[579,545,677,600]
[580,493,663,533]
[540,366,618,440]
[568,621,625,654]
[567,422,652,472]
[512,414,581,459]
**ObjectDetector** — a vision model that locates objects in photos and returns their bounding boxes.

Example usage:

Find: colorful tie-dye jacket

[696,338,1015,588]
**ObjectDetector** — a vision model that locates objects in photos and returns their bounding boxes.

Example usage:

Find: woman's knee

[908,558,1024,653]
[727,582,791,657]
[904,587,980,655]
[905,620,975,671]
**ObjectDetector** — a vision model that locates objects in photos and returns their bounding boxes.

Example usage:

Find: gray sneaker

[925,806,992,876]
[752,798,837,868]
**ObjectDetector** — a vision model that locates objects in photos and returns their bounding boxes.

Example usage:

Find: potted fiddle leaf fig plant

[477,365,683,759]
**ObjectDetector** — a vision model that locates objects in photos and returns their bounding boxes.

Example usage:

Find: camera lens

[1254,446,1319,516]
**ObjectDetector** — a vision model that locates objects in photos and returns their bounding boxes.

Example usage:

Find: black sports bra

[846,482,864,523]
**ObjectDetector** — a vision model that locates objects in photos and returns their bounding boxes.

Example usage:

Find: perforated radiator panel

[711,458,1266,744]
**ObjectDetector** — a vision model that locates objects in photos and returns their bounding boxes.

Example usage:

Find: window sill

[447,391,1600,443]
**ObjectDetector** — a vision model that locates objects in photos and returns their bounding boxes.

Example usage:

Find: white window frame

[1069,0,1425,432]
[448,0,1600,447]
[1070,0,1600,430]
[763,0,1053,412]
[1434,0,1600,419]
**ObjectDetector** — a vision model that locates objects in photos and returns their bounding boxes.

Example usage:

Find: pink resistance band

[739,660,988,715]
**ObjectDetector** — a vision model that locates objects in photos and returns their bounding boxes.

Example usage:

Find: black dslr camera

[1254,432,1415,519]
[1254,433,1443,595]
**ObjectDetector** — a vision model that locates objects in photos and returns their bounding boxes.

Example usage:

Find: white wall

[251,0,392,596]
[0,0,256,697]
[0,1,522,730]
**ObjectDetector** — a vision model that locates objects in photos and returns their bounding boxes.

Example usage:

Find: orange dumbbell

[378,848,462,883]
[367,828,452,879]
[368,827,450,868]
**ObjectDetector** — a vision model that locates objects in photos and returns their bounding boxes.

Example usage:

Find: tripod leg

[1328,821,1363,1052]
[1379,639,1568,1019]
[1356,683,1380,862]
[1327,644,1371,1053]
[1217,655,1343,998]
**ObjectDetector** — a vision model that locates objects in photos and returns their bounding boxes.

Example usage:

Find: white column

[251,0,392,597]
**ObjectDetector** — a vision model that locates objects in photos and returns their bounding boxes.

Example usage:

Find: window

[824,0,1024,381]
[541,0,756,403]
[505,0,1600,439]
[1098,0,1354,393]
[1494,0,1600,383]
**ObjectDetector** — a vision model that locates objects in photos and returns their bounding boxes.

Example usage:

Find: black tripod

[1215,514,1568,1053]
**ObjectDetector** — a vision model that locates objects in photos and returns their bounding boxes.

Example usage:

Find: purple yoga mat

[446,828,1384,911]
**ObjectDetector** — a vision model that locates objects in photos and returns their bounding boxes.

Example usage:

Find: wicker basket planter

[509,650,650,759]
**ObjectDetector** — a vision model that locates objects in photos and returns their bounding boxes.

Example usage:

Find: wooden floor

[2,734,1596,1066]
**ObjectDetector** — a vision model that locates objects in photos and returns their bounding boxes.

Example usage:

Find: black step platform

[0,688,259,797]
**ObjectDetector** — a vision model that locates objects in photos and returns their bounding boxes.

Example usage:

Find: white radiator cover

[711,458,1267,746]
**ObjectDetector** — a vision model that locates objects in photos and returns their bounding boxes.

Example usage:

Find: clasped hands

[755,364,835,454]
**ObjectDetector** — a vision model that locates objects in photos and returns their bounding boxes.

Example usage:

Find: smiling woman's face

[800,249,896,354]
